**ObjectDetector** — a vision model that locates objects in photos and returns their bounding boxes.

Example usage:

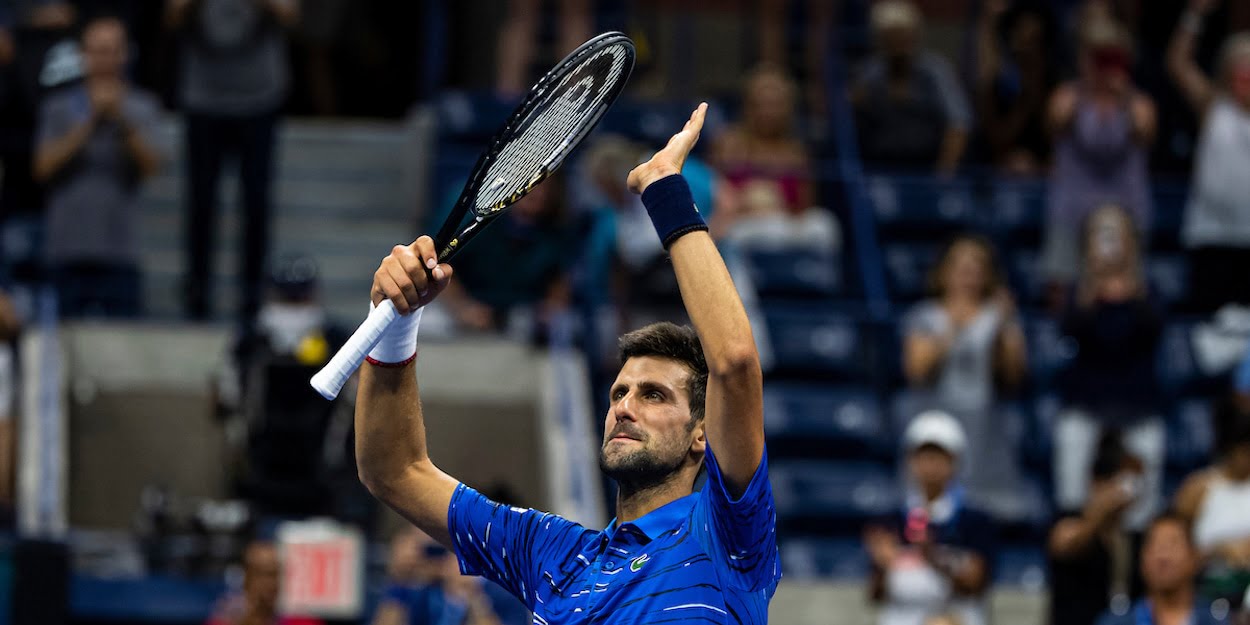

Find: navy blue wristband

[640,174,708,249]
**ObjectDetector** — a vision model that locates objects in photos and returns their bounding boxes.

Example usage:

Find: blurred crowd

[1,1,1250,625]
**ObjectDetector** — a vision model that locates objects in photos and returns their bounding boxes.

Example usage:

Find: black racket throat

[431,31,635,264]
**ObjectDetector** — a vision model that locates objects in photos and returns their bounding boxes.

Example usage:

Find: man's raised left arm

[627,103,764,496]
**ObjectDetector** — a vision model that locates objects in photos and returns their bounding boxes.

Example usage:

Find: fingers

[412,235,439,270]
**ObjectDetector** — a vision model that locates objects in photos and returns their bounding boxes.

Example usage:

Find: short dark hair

[1144,510,1195,549]
[618,322,708,423]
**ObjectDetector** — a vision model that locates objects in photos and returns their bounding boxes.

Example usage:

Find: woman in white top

[1174,394,1250,608]
[1168,0,1250,314]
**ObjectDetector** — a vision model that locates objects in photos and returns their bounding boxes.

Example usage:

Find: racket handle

[310,299,399,399]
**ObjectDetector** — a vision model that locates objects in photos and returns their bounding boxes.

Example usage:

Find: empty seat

[868,175,976,232]
[1157,321,1222,396]
[994,545,1048,589]
[882,242,939,303]
[771,460,901,525]
[779,538,871,580]
[987,179,1046,244]
[764,305,872,380]
[1024,316,1076,390]
[764,384,891,459]
[744,249,842,300]
[1167,397,1216,471]
[1007,248,1045,306]
[1147,254,1188,308]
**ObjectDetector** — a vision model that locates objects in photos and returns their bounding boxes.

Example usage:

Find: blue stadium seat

[1007,248,1045,306]
[1147,254,1188,308]
[988,477,1053,540]
[1024,316,1076,390]
[986,179,1046,243]
[1167,397,1216,471]
[882,242,939,302]
[1151,183,1188,251]
[779,538,871,580]
[1157,321,1222,396]
[743,249,842,300]
[995,545,1048,589]
[867,175,976,232]
[771,460,901,524]
[1018,394,1061,473]
[763,384,891,459]
[763,305,872,380]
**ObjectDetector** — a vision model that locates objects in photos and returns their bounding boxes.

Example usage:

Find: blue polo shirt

[448,447,780,624]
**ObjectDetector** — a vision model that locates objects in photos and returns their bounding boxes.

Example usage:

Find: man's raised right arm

[356,236,459,546]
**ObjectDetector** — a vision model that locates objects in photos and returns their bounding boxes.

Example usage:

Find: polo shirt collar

[604,493,698,542]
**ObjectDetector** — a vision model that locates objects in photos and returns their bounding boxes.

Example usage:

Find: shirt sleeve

[447,483,589,610]
[691,446,780,592]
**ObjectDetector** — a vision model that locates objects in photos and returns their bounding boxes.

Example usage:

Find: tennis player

[355,103,778,624]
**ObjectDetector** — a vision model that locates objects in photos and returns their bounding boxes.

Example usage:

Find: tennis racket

[311,31,636,400]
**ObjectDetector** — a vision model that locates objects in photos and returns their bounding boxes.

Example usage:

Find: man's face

[243,543,282,610]
[82,19,126,79]
[908,445,956,493]
[1140,519,1198,594]
[600,356,703,488]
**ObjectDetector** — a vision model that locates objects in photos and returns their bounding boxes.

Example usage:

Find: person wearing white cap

[864,411,997,625]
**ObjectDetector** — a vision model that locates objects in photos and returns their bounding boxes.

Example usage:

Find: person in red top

[205,541,323,625]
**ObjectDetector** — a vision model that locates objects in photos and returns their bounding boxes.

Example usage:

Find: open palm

[627,102,708,195]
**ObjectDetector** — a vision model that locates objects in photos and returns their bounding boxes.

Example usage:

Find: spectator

[372,528,528,625]
[902,234,1027,506]
[434,175,574,337]
[495,0,591,96]
[1094,513,1229,625]
[1042,17,1154,298]
[1049,432,1147,625]
[974,0,1059,175]
[205,540,323,625]
[1175,394,1250,610]
[865,411,996,625]
[1053,204,1164,531]
[851,0,972,174]
[33,14,161,317]
[165,0,298,329]
[710,64,812,217]
[1167,0,1250,313]
[709,64,837,251]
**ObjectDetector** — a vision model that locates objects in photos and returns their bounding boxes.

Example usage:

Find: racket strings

[475,43,632,211]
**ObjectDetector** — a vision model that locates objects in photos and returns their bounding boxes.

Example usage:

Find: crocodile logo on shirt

[630,554,649,573]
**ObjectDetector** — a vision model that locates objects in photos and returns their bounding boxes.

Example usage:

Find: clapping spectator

[205,540,323,625]
[1042,17,1154,300]
[974,0,1059,175]
[33,14,162,317]
[902,234,1027,506]
[1049,432,1146,625]
[1175,394,1250,610]
[852,0,972,174]
[166,0,299,329]
[1053,204,1164,531]
[1094,513,1229,625]
[709,65,837,251]
[865,411,996,625]
[1167,0,1250,314]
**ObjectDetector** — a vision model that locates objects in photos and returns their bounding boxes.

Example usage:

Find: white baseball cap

[904,410,967,458]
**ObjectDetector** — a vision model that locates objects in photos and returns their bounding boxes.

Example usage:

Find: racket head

[436,32,636,260]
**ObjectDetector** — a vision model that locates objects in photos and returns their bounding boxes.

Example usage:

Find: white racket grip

[310,299,399,399]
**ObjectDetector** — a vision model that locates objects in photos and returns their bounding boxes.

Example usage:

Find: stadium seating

[742,249,844,300]
[763,303,878,381]
[763,383,892,460]
[771,460,901,533]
